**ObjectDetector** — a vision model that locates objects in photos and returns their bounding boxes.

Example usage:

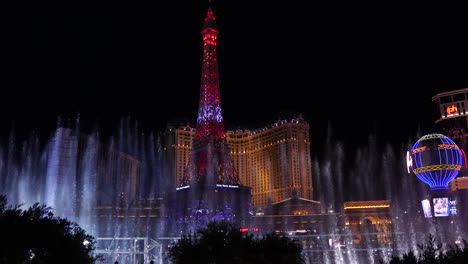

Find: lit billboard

[421,197,458,218]
[433,197,449,217]
[421,199,432,218]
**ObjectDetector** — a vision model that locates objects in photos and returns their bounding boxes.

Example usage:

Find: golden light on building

[173,116,313,209]
[343,200,393,247]
[450,176,468,191]
[343,200,390,210]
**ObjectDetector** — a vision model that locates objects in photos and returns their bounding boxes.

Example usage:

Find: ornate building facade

[341,200,393,248]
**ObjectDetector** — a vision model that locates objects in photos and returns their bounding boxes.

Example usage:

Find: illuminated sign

[447,105,458,115]
[239,228,249,233]
[421,199,432,218]
[433,197,449,217]
[406,151,413,173]
[216,184,239,188]
[449,199,457,215]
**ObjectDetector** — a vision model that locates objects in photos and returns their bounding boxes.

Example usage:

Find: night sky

[3,1,468,162]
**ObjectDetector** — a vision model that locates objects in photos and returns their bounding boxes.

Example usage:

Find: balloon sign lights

[408,133,463,191]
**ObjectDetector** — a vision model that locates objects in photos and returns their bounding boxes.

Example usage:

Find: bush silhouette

[383,233,468,264]
[167,221,305,264]
[0,194,101,264]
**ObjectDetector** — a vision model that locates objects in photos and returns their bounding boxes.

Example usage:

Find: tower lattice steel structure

[165,3,252,234]
[180,5,240,187]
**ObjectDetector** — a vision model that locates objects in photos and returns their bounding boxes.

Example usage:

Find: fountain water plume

[1,117,467,263]
[0,116,168,241]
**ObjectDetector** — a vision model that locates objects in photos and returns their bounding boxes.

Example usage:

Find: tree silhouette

[167,220,305,264]
[383,233,468,264]
[0,194,101,264]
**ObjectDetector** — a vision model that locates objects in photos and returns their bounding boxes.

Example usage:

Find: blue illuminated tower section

[180,5,240,187]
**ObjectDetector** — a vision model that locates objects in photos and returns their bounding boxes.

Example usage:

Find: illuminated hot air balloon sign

[408,133,463,191]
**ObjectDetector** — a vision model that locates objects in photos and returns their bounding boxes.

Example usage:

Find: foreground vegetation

[0,194,100,264]
[381,234,468,264]
[3,192,466,264]
[167,221,468,264]
[167,221,305,264]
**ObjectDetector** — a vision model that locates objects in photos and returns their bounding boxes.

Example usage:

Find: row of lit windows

[173,123,312,208]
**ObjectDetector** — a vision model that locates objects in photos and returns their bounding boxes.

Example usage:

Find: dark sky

[3,1,468,161]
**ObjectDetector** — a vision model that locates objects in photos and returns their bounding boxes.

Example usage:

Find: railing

[94,237,162,264]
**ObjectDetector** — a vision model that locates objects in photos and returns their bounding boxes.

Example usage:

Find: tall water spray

[0,116,166,241]
[310,123,463,263]
[2,117,467,264]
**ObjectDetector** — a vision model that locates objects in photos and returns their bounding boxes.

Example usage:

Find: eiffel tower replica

[165,2,252,235]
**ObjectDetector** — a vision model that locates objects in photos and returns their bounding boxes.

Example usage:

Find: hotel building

[432,88,468,151]
[170,115,314,210]
[433,88,468,223]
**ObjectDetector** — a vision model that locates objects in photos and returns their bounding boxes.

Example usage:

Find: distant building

[45,127,141,208]
[450,176,468,191]
[449,177,468,220]
[432,88,468,156]
[170,116,313,211]
[228,117,313,210]
[433,88,468,221]
[44,127,146,236]
[432,88,468,128]
[341,200,393,248]
[172,125,195,191]
[251,196,326,231]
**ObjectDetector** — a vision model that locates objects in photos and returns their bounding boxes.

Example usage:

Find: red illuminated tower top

[180,3,240,187]
[196,5,224,140]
